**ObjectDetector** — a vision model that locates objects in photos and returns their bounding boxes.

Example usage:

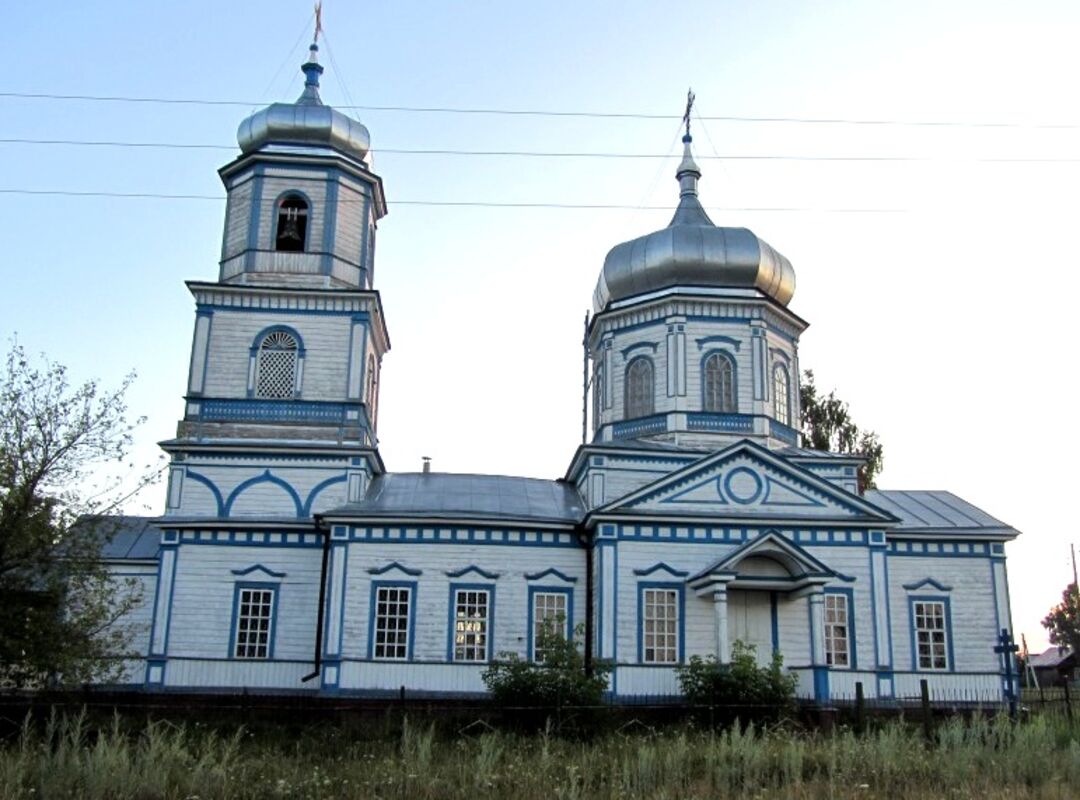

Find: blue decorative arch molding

[620,341,659,358]
[230,564,287,579]
[524,567,578,583]
[633,562,689,578]
[224,470,303,518]
[769,347,791,364]
[902,578,953,592]
[184,470,225,517]
[302,474,347,516]
[695,335,741,352]
[446,565,501,580]
[367,561,422,576]
[249,324,307,356]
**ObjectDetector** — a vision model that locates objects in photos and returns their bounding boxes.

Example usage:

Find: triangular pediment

[597,440,894,522]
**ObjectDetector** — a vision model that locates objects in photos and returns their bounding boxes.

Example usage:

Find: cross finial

[314,1,324,43]
[683,88,696,140]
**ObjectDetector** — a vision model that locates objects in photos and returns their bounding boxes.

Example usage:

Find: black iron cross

[995,628,1020,716]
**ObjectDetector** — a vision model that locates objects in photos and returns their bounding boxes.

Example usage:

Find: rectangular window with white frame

[640,586,681,664]
[232,585,276,659]
[913,599,950,671]
[371,583,413,661]
[824,592,852,668]
[452,587,491,662]
[531,589,570,662]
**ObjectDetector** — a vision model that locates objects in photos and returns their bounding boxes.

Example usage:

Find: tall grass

[2,709,1080,798]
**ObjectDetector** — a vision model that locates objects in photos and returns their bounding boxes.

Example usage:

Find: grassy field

[2,709,1080,799]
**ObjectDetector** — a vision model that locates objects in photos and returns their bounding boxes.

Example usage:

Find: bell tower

[160,40,390,522]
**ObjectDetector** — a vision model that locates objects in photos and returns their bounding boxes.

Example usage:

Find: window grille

[642,588,679,663]
[453,589,490,662]
[532,591,568,662]
[914,601,948,670]
[256,330,298,399]
[824,594,850,667]
[275,195,309,252]
[373,586,411,660]
[773,366,790,426]
[625,357,654,419]
[703,353,736,412]
[234,587,274,659]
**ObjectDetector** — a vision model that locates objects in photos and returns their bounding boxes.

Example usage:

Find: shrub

[482,619,611,710]
[675,640,798,714]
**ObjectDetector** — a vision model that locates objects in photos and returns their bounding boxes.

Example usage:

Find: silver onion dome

[593,135,795,312]
[237,44,371,163]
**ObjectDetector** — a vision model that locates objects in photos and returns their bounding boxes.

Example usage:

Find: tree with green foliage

[675,641,798,718]
[0,341,157,687]
[1041,583,1080,656]
[482,618,611,712]
[799,370,884,492]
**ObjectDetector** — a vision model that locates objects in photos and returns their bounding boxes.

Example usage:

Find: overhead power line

[0,187,906,212]
[1,90,1078,130]
[1,137,1077,163]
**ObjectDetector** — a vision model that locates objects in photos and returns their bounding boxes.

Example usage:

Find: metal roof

[325,473,585,525]
[92,516,161,560]
[1028,646,1074,669]
[864,490,1018,536]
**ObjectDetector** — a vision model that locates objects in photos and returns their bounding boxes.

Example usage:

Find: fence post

[855,681,865,734]
[1065,681,1073,722]
[920,679,932,742]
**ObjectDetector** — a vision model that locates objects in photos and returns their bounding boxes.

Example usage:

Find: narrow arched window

[275,195,309,252]
[256,330,299,399]
[703,353,736,413]
[625,357,654,419]
[773,365,790,426]
[592,364,603,432]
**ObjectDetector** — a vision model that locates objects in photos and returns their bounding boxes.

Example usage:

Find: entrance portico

[689,531,843,700]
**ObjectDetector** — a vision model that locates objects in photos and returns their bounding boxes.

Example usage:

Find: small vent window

[275,195,309,252]
[256,330,299,399]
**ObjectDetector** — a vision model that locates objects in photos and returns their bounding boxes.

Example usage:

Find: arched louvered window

[625,357,654,419]
[703,352,736,413]
[773,365,791,427]
[275,195,309,252]
[366,354,378,428]
[592,364,603,432]
[256,330,299,399]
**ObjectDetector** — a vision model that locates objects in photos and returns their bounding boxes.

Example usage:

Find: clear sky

[2,1,1078,652]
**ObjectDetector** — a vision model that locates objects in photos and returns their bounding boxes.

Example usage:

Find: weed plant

[2,708,1080,798]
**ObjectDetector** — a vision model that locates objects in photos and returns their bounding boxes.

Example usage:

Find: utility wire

[0,187,906,212]
[1,90,1077,130]
[1,137,1076,163]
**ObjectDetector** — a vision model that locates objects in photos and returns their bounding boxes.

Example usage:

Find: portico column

[713,586,729,664]
[808,588,830,702]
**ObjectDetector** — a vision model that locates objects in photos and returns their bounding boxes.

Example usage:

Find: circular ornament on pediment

[723,467,763,504]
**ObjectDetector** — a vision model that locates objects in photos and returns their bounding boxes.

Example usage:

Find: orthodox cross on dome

[314,1,324,43]
[682,88,696,140]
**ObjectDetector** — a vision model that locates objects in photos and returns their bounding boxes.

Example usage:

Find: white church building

[103,43,1020,704]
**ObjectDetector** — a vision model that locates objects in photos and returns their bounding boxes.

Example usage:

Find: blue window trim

[908,594,954,672]
[270,189,314,253]
[446,583,496,663]
[624,354,656,420]
[700,349,738,413]
[368,580,418,661]
[228,581,280,660]
[636,581,685,665]
[527,585,574,662]
[825,587,858,670]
